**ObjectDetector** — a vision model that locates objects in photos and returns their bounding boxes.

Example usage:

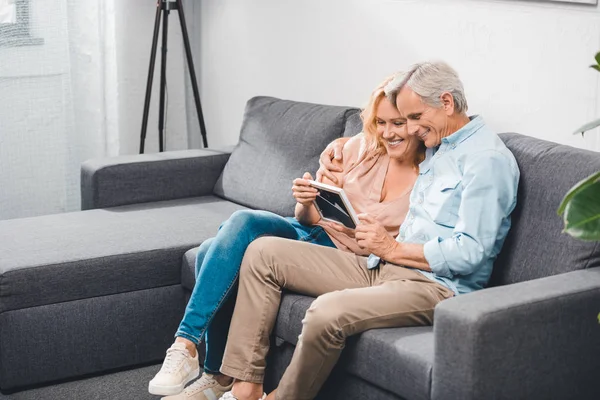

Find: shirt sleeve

[423,150,519,278]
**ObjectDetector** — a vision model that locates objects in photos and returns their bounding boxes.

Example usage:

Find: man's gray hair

[385,61,468,114]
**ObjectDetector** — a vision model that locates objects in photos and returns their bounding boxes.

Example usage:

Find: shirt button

[451,143,456,149]
[418,198,423,204]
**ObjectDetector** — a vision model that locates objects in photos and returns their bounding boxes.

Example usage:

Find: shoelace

[161,346,189,374]
[184,374,217,394]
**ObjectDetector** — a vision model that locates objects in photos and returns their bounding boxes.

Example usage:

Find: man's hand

[355,214,398,258]
[316,137,350,184]
[292,172,319,207]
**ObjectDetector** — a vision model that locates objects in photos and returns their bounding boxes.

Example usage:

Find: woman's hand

[355,214,398,258]
[316,137,350,184]
[292,172,319,207]
[323,220,356,238]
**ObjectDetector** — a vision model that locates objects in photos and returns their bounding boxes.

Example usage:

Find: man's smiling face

[395,86,450,148]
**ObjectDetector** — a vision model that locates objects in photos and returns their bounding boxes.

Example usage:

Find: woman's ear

[440,92,455,116]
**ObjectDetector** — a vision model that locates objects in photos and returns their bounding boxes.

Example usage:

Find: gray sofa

[1,96,599,400]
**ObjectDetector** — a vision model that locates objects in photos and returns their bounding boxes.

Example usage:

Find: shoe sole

[148,367,200,396]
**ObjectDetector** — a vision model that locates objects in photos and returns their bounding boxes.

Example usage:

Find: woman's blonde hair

[360,73,425,166]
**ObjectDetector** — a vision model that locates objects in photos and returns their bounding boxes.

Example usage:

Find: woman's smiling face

[375,97,419,161]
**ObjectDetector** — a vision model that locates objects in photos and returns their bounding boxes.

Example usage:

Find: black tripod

[139,0,208,153]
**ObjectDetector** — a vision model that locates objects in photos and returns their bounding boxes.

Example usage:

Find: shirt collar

[419,148,435,174]
[418,115,484,175]
[441,115,484,146]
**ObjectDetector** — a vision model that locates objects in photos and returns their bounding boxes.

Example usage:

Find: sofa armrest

[432,267,600,400]
[81,148,232,209]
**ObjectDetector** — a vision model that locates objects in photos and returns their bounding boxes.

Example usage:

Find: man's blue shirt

[369,116,520,295]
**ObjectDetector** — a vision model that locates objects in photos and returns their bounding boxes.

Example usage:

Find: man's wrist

[382,240,402,260]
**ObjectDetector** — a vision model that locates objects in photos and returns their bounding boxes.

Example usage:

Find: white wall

[115,0,189,155]
[197,0,600,152]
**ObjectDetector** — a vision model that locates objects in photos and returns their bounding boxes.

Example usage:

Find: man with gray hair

[321,61,520,295]
[215,62,520,400]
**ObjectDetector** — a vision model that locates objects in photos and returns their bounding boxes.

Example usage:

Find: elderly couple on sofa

[147,61,520,400]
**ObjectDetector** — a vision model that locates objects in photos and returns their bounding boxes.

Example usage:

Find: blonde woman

[149,74,424,400]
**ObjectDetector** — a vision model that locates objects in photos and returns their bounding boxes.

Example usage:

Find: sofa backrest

[490,133,600,287]
[213,97,362,216]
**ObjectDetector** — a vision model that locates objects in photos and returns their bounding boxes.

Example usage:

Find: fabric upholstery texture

[81,149,232,209]
[181,247,200,291]
[0,197,246,313]
[433,267,600,400]
[492,133,600,286]
[343,111,363,137]
[0,364,162,400]
[0,286,186,390]
[213,96,361,216]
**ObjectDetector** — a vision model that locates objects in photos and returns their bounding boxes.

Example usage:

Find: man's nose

[406,121,419,136]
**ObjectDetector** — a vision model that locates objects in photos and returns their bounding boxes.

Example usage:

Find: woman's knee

[226,210,274,231]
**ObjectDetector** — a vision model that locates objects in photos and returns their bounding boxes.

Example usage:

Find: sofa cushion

[0,196,247,313]
[213,96,362,217]
[491,133,600,286]
[274,293,434,400]
[182,247,199,291]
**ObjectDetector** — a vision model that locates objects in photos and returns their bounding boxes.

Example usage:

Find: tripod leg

[177,0,208,148]
[158,5,170,153]
[140,1,162,154]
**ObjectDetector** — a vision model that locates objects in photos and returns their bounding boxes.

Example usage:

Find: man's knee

[300,292,346,345]
[240,236,284,278]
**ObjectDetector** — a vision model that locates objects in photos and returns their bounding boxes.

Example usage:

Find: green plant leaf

[558,171,600,215]
[591,65,600,72]
[594,51,600,66]
[572,118,600,135]
[558,172,600,241]
[598,312,600,324]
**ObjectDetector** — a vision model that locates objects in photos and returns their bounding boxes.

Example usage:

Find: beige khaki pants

[220,237,454,400]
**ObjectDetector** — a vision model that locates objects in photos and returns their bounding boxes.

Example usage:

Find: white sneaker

[149,342,200,396]
[161,373,234,399]
[221,391,266,400]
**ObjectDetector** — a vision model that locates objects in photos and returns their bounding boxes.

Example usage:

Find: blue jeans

[175,209,336,374]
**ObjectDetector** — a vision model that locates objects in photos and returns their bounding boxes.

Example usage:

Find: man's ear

[440,92,455,116]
